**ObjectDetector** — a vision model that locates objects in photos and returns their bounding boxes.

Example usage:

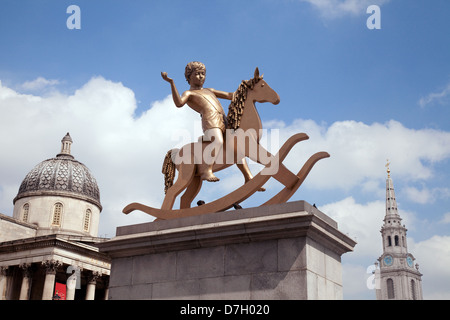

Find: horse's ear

[254,67,259,79]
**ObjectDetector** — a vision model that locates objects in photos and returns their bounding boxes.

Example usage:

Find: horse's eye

[261,83,265,87]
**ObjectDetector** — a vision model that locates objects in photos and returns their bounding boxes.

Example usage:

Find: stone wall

[0,213,37,242]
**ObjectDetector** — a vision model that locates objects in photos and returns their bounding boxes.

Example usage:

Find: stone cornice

[14,190,102,211]
[378,267,423,277]
[0,234,110,262]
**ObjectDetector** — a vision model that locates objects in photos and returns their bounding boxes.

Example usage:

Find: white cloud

[266,118,450,192]
[404,186,450,205]
[441,212,450,224]
[20,77,60,92]
[322,197,384,255]
[300,0,390,19]
[404,186,434,205]
[341,263,377,299]
[409,236,450,300]
[419,82,450,108]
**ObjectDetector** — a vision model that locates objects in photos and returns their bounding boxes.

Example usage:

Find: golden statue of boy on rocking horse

[123,62,329,220]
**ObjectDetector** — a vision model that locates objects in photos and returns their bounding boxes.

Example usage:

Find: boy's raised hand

[161,72,173,83]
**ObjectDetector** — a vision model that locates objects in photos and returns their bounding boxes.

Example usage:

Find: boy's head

[185,61,206,84]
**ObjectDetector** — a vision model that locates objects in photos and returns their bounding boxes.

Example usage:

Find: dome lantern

[57,132,74,159]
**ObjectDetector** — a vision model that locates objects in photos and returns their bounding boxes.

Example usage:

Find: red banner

[53,282,66,300]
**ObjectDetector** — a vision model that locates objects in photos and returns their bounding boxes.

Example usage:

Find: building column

[66,271,76,300]
[103,278,109,300]
[0,267,8,300]
[85,271,100,300]
[19,263,32,300]
[41,260,62,300]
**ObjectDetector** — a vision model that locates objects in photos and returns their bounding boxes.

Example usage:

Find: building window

[387,278,395,299]
[387,236,392,246]
[394,235,399,246]
[84,209,91,232]
[52,203,63,226]
[22,203,30,222]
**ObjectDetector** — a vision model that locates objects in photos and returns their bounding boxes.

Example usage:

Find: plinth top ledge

[116,201,336,236]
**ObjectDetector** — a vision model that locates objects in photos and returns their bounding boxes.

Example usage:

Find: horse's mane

[227,75,263,130]
[162,149,176,194]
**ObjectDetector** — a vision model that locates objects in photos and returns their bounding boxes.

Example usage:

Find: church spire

[385,159,399,220]
[381,160,406,252]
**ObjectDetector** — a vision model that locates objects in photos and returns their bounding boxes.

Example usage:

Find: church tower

[375,161,423,300]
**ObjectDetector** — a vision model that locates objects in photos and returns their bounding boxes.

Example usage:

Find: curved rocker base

[123,133,329,220]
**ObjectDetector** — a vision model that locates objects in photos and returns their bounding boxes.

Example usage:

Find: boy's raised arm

[161,72,188,108]
[209,88,233,100]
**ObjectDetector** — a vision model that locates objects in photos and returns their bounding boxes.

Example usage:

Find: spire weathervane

[385,159,390,178]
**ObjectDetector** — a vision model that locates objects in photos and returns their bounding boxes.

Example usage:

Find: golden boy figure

[161,61,233,182]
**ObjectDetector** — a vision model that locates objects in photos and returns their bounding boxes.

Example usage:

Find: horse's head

[247,67,280,105]
[227,68,280,130]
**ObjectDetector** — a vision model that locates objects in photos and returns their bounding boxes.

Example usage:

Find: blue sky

[2,0,449,129]
[1,0,450,299]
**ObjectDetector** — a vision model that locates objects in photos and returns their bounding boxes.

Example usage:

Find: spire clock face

[406,256,413,267]
[383,255,393,266]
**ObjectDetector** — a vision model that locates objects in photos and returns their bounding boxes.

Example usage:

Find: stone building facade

[0,133,110,300]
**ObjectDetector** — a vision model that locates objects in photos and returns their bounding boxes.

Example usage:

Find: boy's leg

[201,128,223,181]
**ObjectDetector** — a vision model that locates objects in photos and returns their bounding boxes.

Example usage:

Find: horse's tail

[162,149,177,194]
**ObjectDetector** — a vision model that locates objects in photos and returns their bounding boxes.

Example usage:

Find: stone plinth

[99,201,356,300]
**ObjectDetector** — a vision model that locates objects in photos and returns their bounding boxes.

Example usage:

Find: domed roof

[13,133,101,210]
